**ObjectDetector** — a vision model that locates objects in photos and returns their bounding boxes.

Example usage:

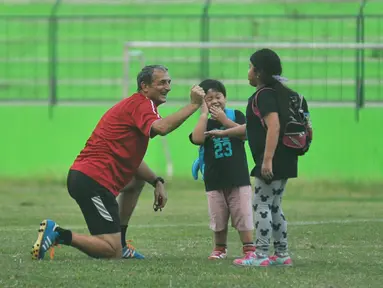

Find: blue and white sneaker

[122,240,145,259]
[31,219,59,260]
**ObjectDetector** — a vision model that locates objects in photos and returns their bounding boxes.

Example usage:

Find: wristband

[151,177,165,188]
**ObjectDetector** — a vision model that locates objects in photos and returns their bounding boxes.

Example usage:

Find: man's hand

[153,182,167,211]
[209,106,227,123]
[190,85,206,106]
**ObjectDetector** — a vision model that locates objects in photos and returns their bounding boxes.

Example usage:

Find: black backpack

[252,87,313,156]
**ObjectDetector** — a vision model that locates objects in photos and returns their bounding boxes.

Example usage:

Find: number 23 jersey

[190,110,251,192]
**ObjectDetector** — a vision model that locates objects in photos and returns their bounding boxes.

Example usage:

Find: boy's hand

[201,99,209,115]
[210,106,226,123]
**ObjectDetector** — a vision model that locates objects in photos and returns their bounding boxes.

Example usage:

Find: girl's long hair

[250,49,297,122]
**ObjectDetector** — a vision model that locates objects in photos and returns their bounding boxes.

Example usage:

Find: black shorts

[67,169,120,235]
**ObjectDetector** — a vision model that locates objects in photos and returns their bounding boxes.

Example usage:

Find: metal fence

[0,3,382,108]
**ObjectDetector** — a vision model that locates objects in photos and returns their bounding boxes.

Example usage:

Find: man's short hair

[198,79,227,97]
[136,65,168,92]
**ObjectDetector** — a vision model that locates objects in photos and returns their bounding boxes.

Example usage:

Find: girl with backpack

[205,49,312,267]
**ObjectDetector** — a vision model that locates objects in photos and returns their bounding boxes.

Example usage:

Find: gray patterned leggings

[253,177,288,255]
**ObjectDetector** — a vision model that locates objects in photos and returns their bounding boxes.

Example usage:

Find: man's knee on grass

[72,232,123,259]
[96,233,123,258]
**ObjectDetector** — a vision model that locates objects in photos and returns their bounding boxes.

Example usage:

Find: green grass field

[1,3,382,287]
[1,178,383,288]
[1,1,383,102]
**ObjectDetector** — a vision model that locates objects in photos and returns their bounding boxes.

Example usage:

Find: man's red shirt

[71,93,161,196]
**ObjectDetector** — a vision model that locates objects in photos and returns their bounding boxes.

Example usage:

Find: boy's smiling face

[204,89,226,111]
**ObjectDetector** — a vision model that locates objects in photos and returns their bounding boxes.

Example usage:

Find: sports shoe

[31,219,59,260]
[269,253,293,266]
[233,252,270,267]
[208,248,227,260]
[122,240,145,259]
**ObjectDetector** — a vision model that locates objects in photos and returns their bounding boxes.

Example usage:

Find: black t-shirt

[189,110,250,192]
[246,88,308,180]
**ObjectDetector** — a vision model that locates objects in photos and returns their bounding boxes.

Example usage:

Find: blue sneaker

[122,240,145,259]
[31,219,59,260]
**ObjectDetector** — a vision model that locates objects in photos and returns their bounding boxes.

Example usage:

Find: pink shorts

[206,185,253,232]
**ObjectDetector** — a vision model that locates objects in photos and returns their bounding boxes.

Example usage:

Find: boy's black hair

[199,79,227,97]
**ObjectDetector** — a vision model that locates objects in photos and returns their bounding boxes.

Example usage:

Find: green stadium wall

[2,105,382,181]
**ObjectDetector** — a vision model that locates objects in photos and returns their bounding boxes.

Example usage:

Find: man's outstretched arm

[150,85,205,137]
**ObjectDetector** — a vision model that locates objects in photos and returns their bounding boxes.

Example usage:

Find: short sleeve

[189,119,212,145]
[131,99,161,137]
[234,110,246,125]
[257,89,279,118]
[189,133,197,145]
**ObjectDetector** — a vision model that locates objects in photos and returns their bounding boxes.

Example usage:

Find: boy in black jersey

[189,79,255,263]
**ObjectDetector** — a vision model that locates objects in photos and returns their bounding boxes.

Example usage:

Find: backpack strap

[298,94,310,119]
[224,108,236,122]
[251,87,275,129]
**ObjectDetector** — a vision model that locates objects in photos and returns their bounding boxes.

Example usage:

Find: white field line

[2,0,365,5]
[3,36,383,43]
[0,18,364,25]
[1,78,382,86]
[1,56,382,64]
[3,100,383,107]
[0,100,369,107]
[2,31,382,38]
[1,218,383,232]
[7,100,383,108]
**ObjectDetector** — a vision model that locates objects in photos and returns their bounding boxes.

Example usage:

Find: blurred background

[1,0,382,182]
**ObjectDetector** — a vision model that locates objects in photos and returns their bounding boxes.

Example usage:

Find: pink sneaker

[269,254,293,266]
[233,252,270,267]
[208,249,227,260]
